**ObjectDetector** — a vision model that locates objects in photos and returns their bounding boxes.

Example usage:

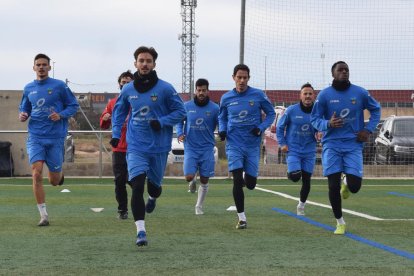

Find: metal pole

[264,56,267,93]
[99,132,103,179]
[239,0,246,64]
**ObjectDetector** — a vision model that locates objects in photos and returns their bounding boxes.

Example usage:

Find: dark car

[374,116,414,165]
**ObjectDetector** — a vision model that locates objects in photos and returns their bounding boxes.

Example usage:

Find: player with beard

[176,78,219,215]
[276,83,319,216]
[111,46,186,246]
[311,61,381,234]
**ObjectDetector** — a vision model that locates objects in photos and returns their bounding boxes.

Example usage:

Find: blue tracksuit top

[19,77,79,138]
[176,99,219,151]
[276,103,317,156]
[310,84,381,149]
[218,86,276,148]
[112,79,186,153]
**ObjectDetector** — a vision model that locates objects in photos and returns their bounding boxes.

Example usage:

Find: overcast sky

[1,0,413,93]
[1,0,240,93]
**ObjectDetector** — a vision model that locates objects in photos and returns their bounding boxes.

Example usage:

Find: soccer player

[111,46,186,246]
[19,53,79,226]
[218,64,276,229]
[311,61,381,234]
[276,83,318,216]
[176,78,219,215]
[100,70,134,220]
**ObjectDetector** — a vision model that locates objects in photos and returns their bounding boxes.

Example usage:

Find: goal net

[243,0,414,177]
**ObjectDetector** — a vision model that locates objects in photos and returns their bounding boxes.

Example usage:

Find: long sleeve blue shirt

[112,79,186,153]
[19,77,79,138]
[276,103,317,156]
[176,99,219,151]
[218,86,276,148]
[310,84,381,149]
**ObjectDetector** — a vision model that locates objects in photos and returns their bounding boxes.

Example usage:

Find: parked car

[64,134,75,162]
[262,106,286,164]
[374,116,414,165]
[167,134,219,164]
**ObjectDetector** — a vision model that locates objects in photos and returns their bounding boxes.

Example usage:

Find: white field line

[255,186,414,221]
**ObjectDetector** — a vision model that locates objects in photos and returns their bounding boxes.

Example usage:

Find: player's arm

[59,85,79,119]
[19,91,31,122]
[112,93,130,139]
[157,88,186,128]
[310,95,330,131]
[218,98,228,141]
[276,109,289,150]
[100,100,113,129]
[258,95,276,132]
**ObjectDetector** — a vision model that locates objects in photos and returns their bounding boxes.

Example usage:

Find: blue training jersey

[176,99,219,151]
[276,103,317,156]
[218,86,276,148]
[310,84,381,149]
[19,77,79,138]
[112,79,186,153]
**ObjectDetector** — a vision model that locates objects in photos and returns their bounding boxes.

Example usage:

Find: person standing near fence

[19,53,79,226]
[111,46,186,246]
[311,61,381,234]
[218,64,275,229]
[276,83,319,216]
[100,70,134,220]
[176,78,219,215]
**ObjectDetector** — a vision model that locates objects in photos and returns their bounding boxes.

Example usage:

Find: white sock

[135,220,146,233]
[298,201,306,208]
[342,175,348,185]
[196,183,208,207]
[237,212,246,222]
[37,203,48,218]
[148,196,155,201]
[336,217,346,225]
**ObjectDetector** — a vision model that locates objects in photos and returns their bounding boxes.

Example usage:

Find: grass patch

[0,178,413,275]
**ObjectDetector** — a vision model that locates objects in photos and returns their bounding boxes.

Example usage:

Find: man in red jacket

[100,70,134,219]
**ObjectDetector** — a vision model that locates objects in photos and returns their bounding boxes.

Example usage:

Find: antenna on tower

[179,0,198,99]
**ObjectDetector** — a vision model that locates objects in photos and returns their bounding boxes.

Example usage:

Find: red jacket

[100,97,127,152]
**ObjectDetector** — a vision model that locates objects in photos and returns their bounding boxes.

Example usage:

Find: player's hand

[251,127,261,137]
[219,131,227,141]
[19,112,29,122]
[102,113,111,121]
[328,112,343,128]
[357,129,370,142]
[280,145,288,153]
[109,138,120,148]
[150,120,161,131]
[315,132,323,142]
[49,112,61,121]
[177,135,185,143]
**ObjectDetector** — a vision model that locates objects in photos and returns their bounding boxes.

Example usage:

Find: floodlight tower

[179,0,198,99]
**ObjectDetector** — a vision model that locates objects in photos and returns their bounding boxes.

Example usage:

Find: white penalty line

[255,186,414,221]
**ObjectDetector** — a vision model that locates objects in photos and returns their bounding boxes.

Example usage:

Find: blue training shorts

[26,135,65,172]
[322,147,363,177]
[183,148,215,177]
[286,153,315,174]
[226,145,260,177]
[126,151,168,186]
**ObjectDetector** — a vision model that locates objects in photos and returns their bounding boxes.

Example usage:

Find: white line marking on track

[255,186,414,221]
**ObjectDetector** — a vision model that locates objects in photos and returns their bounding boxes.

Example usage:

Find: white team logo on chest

[195,118,204,125]
[139,106,150,116]
[238,110,248,119]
